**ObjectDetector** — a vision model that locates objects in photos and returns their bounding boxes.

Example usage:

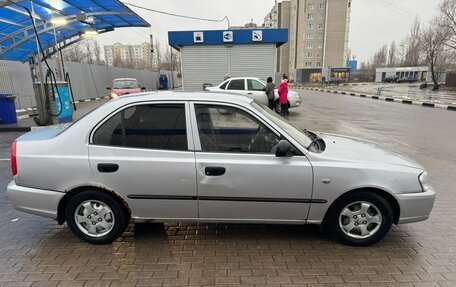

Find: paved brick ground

[0,91,455,286]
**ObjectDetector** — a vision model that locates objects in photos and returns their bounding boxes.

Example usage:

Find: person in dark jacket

[265,77,275,110]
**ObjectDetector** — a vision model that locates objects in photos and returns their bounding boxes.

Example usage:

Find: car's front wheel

[274,100,290,114]
[326,192,393,246]
[65,191,130,244]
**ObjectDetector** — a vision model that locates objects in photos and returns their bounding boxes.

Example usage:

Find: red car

[107,78,145,99]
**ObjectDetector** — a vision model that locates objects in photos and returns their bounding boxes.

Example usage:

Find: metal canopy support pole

[30,0,48,125]
[51,10,63,81]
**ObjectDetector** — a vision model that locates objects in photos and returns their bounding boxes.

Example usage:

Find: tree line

[60,38,180,73]
[358,0,456,87]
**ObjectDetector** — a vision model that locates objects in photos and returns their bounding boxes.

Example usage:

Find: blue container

[0,94,17,124]
[159,74,168,90]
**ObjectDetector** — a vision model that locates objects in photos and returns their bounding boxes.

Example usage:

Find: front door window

[194,105,280,153]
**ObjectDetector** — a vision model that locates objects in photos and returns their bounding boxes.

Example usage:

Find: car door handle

[247,92,253,95]
[97,163,119,173]
[205,166,226,176]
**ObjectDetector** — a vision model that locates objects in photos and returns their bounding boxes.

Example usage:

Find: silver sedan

[7,92,435,246]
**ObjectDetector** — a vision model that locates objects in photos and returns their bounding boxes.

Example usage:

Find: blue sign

[346,60,358,75]
[169,29,288,48]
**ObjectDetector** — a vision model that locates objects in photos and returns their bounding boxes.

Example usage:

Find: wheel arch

[323,187,400,225]
[57,186,131,225]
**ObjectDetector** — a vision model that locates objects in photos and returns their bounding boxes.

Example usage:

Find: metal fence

[0,59,159,110]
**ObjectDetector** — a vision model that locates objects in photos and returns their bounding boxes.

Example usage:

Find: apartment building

[265,0,351,83]
[264,1,291,75]
[104,42,156,70]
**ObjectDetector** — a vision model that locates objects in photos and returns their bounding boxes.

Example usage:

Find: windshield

[113,80,139,89]
[251,101,312,148]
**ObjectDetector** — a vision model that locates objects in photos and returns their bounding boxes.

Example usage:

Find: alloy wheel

[339,201,382,239]
[74,200,115,238]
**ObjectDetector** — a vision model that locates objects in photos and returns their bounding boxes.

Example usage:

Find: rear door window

[227,79,245,91]
[92,104,188,151]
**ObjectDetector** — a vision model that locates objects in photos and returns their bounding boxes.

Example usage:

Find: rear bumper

[397,187,436,224]
[7,181,65,220]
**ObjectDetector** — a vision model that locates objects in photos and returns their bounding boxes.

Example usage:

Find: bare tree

[388,41,397,67]
[160,46,180,72]
[419,21,450,88]
[372,45,388,68]
[439,0,456,49]
[402,17,423,66]
[61,39,105,65]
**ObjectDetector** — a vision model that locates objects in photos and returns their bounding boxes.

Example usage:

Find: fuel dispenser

[29,55,76,126]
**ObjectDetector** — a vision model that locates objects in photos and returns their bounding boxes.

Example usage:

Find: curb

[293,87,456,112]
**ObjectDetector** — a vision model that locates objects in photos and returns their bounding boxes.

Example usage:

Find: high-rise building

[264,0,351,83]
[264,0,291,75]
[104,42,157,70]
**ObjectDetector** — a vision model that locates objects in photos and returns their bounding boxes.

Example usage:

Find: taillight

[11,141,17,176]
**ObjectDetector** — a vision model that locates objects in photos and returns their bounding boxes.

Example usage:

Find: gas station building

[168,29,288,91]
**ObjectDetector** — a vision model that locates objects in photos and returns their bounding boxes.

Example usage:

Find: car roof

[113,78,138,81]
[115,91,255,104]
[226,77,263,81]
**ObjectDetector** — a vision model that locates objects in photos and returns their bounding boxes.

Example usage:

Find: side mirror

[106,87,111,90]
[275,140,293,157]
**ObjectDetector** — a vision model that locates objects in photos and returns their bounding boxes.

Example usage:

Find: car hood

[317,133,424,170]
[112,88,141,95]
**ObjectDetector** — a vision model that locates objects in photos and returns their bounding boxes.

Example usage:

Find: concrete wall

[0,60,159,110]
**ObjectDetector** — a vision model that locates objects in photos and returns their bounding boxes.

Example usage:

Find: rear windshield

[113,80,139,89]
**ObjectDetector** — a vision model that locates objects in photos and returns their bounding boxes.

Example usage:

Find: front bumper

[7,181,65,220]
[397,186,436,224]
[289,97,302,108]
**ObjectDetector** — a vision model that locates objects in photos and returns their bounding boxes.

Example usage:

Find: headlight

[110,92,119,99]
[290,92,301,99]
[419,172,430,192]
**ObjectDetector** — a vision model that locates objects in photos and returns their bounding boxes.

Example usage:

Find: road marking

[0,159,10,161]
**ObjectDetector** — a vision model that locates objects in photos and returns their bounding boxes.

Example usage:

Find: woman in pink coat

[278,76,289,116]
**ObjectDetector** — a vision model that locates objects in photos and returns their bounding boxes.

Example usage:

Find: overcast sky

[98,0,440,63]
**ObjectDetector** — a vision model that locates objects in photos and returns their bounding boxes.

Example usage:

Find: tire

[274,100,290,114]
[65,191,130,244]
[325,191,393,246]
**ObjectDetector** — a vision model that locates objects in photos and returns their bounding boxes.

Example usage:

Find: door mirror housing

[106,87,111,90]
[275,140,293,157]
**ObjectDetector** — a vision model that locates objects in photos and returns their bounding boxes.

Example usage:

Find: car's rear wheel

[274,100,290,114]
[65,191,129,244]
[326,192,393,246]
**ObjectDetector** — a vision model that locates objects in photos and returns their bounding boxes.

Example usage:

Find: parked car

[397,76,419,83]
[107,78,145,99]
[7,92,435,246]
[206,77,302,114]
[325,77,344,85]
[382,76,399,83]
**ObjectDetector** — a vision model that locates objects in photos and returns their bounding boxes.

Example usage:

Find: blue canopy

[0,0,150,62]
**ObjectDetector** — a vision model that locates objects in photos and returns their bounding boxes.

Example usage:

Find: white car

[206,77,302,113]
